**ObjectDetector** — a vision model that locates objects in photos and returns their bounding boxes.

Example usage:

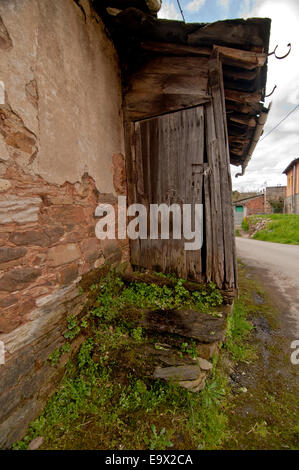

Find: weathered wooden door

[131,106,205,281]
[126,52,237,290]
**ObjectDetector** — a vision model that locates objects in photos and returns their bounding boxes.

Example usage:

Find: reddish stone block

[0,267,41,292]
[46,205,85,225]
[45,227,65,245]
[0,233,9,246]
[0,246,27,263]
[0,295,18,308]
[57,262,79,285]
[32,254,47,266]
[48,243,81,267]
[10,226,64,247]
[64,231,85,243]
[19,298,36,315]
[0,306,21,333]
[80,238,101,264]
[102,239,122,264]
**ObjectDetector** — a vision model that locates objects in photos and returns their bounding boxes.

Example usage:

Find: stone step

[120,271,235,304]
[121,272,214,295]
[140,307,229,343]
[95,340,213,393]
[149,344,212,392]
[153,365,207,392]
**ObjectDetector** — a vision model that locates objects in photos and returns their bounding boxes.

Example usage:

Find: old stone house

[283,158,299,214]
[233,185,286,224]
[0,0,271,447]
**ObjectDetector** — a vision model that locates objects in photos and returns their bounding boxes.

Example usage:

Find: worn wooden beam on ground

[140,307,229,343]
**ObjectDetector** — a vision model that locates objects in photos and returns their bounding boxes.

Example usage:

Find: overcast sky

[158,0,299,192]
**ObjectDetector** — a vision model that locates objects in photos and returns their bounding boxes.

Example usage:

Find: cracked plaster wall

[0,0,124,191]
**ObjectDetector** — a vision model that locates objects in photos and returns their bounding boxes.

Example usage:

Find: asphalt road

[236,237,299,337]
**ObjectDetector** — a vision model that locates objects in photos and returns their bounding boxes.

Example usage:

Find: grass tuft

[13,271,228,451]
[250,214,299,245]
[225,300,256,362]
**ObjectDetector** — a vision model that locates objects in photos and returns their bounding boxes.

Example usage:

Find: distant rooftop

[283,158,299,174]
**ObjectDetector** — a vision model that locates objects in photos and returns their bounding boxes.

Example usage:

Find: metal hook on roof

[265,85,277,98]
[268,43,291,59]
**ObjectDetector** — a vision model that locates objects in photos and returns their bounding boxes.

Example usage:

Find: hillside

[249,214,299,245]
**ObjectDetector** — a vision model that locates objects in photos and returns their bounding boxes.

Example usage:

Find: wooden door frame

[122,50,237,290]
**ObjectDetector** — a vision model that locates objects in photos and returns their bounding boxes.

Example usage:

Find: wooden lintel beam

[125,94,211,121]
[141,41,212,57]
[214,45,267,69]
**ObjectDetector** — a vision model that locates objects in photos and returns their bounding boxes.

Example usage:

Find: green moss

[225,300,256,362]
[48,348,60,366]
[14,270,228,451]
[16,263,298,450]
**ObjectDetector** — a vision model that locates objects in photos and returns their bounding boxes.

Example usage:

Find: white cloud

[186,0,206,13]
[158,0,180,20]
[218,0,230,7]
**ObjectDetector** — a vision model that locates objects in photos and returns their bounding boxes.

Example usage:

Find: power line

[260,103,299,141]
[176,0,185,22]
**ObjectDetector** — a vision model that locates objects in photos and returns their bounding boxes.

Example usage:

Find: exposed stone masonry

[0,0,128,448]
[0,166,129,335]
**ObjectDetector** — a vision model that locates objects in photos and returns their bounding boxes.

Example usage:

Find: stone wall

[244,195,265,216]
[0,0,129,448]
[265,186,286,214]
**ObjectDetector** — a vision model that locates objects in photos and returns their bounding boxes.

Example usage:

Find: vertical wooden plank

[205,102,225,287]
[130,121,142,266]
[218,60,238,290]
[178,109,188,278]
[208,50,236,289]
[203,167,213,283]
[172,110,186,278]
[132,106,205,281]
[135,121,144,199]
[185,107,205,281]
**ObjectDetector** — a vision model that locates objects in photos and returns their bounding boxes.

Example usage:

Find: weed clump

[14,270,227,451]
